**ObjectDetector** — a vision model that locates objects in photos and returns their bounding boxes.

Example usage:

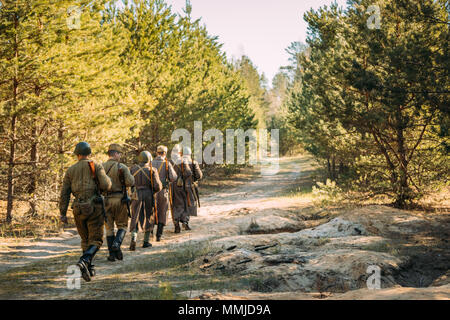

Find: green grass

[282,186,314,198]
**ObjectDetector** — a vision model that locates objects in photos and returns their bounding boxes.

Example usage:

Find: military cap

[73,142,92,156]
[108,143,123,153]
[157,145,168,153]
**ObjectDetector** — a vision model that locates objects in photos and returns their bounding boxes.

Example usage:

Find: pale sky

[164,0,348,86]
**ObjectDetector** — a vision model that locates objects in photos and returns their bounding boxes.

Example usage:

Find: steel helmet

[73,142,92,156]
[138,151,152,164]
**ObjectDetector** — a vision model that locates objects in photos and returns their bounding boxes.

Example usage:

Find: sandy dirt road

[0,156,308,272]
[0,156,314,298]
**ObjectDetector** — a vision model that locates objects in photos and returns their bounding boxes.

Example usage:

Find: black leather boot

[142,231,152,248]
[156,223,164,242]
[174,221,181,233]
[129,239,136,251]
[106,235,115,262]
[142,241,152,248]
[111,229,126,260]
[182,221,191,231]
[77,245,99,282]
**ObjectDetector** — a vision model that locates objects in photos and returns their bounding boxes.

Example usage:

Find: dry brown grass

[199,165,260,196]
[0,200,73,239]
[414,187,450,214]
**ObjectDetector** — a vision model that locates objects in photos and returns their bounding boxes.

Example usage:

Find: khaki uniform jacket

[102,159,135,232]
[59,159,112,215]
[102,159,135,197]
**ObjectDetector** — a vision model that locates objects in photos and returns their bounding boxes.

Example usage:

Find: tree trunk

[371,131,398,194]
[6,115,17,223]
[57,122,65,193]
[331,156,336,181]
[338,161,344,175]
[6,10,19,223]
[395,121,410,208]
[28,123,38,216]
[326,157,331,180]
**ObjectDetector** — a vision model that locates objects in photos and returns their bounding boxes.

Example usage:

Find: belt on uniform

[106,191,123,196]
[136,186,151,190]
[75,196,93,203]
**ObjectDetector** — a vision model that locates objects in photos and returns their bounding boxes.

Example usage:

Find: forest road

[0,156,311,278]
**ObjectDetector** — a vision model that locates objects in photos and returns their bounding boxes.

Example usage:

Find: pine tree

[287,0,449,206]
[0,0,132,220]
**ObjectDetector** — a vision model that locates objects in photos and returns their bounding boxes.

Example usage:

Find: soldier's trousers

[72,202,104,252]
[105,196,129,236]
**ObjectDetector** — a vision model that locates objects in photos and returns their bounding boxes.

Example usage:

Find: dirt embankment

[183,205,449,300]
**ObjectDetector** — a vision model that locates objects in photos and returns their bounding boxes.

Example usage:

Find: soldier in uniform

[169,144,181,232]
[59,142,112,282]
[171,146,203,233]
[103,144,135,262]
[129,151,162,250]
[151,145,177,241]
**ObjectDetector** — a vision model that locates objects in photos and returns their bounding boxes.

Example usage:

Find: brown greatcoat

[151,156,177,226]
[129,163,162,232]
[171,156,202,223]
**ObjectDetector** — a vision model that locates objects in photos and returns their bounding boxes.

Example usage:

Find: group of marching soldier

[59,142,202,282]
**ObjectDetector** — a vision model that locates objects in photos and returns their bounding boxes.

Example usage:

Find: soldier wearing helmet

[129,151,162,250]
[59,142,112,282]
